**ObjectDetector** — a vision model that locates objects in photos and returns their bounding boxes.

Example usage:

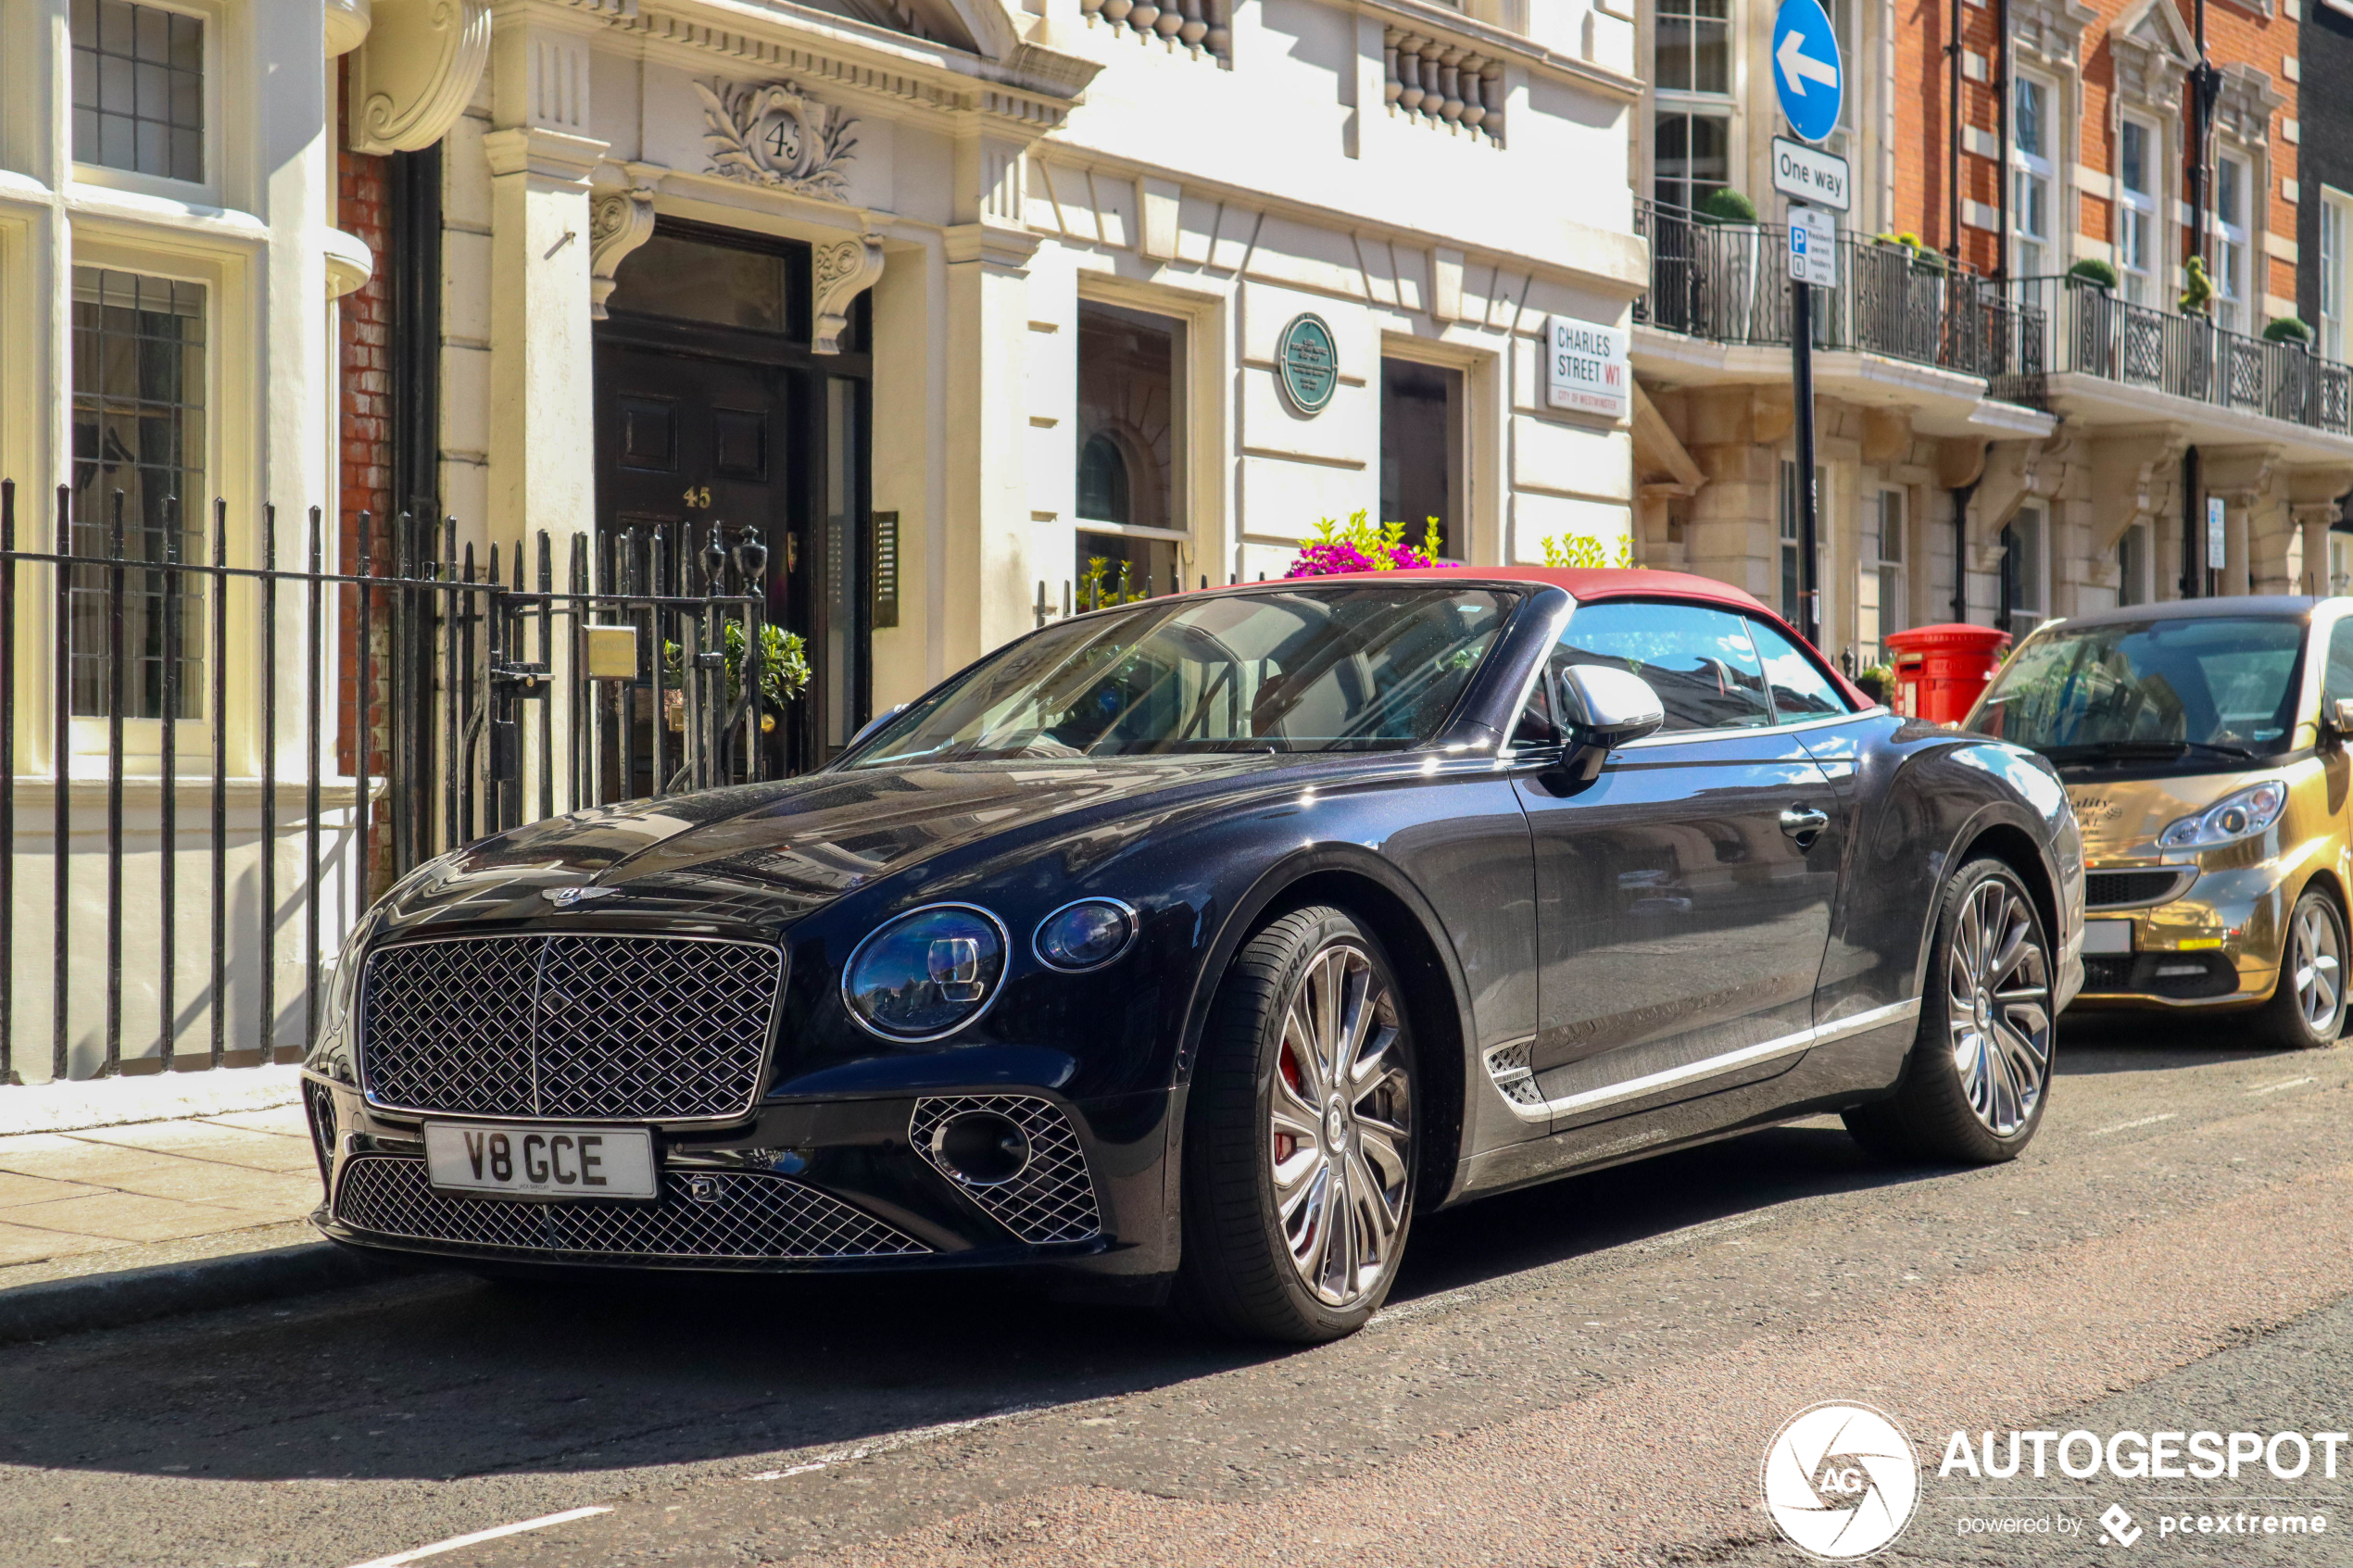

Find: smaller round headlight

[843,904,1009,1041]
[1034,898,1138,972]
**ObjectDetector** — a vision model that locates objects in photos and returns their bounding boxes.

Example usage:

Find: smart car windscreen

[1972,615,2308,763]
[849,584,1516,762]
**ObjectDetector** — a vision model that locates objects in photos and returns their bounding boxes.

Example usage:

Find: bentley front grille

[909,1095,1102,1245]
[332,1156,930,1261]
[359,935,781,1123]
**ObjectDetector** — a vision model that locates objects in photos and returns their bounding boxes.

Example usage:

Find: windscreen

[1972,615,2308,764]
[849,584,1516,764]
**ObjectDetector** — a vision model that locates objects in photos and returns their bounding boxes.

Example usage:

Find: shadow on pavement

[0,1115,1958,1489]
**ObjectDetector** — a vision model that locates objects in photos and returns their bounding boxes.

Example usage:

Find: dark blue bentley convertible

[305,567,2083,1341]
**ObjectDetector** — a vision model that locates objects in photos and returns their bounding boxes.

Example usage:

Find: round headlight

[2156,779,2289,849]
[843,904,1008,1041]
[1033,898,1139,972]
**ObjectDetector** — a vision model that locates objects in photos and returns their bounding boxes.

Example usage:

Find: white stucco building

[404,0,1648,751]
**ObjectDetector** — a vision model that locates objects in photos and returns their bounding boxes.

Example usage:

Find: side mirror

[2325,696,2353,746]
[1552,665,1666,784]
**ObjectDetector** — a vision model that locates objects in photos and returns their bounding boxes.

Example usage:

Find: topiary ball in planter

[2066,257,2119,289]
[2264,316,2315,345]
[1698,188,1760,224]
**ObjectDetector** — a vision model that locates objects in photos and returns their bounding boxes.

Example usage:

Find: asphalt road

[9,1017,2353,1568]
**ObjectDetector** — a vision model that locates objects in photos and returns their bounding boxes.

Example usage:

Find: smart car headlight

[1033,898,1139,972]
[842,904,1008,1041]
[2157,780,2288,849]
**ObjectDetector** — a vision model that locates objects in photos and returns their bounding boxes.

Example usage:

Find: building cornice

[1034,149,1649,299]
[532,0,1098,130]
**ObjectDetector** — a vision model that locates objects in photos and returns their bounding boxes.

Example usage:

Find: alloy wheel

[1945,878,2052,1137]
[1266,942,1413,1308]
[2291,899,2344,1031]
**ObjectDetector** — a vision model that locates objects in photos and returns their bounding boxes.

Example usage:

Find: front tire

[1176,906,1417,1343]
[2253,884,2347,1050]
[1845,858,2055,1164]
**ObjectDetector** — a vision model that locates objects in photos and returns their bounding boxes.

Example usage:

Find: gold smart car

[1967,596,2350,1048]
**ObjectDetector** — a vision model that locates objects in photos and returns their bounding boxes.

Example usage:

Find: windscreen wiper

[2042,738,2258,764]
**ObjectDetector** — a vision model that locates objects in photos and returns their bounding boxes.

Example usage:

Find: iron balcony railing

[1634,201,2032,380]
[1987,276,2353,436]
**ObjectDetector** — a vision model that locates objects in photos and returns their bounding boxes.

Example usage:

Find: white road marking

[2092,1113,2176,1135]
[745,1404,1047,1482]
[343,1506,611,1568]
[2248,1076,2317,1096]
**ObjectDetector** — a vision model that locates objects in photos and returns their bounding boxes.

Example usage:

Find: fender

[1173,837,1487,1199]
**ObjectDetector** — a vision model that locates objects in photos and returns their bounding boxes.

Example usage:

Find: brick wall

[1890,0,2298,300]
[335,60,396,885]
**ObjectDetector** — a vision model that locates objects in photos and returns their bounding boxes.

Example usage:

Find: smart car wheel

[2254,884,2348,1050]
[1176,905,1416,1343]
[1844,858,2054,1164]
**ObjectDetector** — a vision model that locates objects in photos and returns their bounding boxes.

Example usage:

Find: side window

[1554,601,1773,732]
[1747,618,1854,722]
[2326,619,2353,706]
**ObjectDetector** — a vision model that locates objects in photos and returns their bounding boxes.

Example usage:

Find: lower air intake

[332,1157,929,1261]
[909,1096,1101,1244]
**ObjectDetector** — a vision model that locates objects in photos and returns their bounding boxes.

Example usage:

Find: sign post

[1772,0,1843,651]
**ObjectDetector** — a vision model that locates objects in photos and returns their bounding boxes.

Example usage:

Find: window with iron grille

[70,0,205,183]
[69,266,208,720]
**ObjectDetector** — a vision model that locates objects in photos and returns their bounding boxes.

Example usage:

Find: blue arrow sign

[1772,0,1843,145]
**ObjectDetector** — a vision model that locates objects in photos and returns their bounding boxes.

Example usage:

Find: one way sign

[1771,0,1843,144]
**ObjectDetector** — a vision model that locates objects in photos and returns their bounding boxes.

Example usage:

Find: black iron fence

[1988,276,2353,434]
[1635,201,2031,379]
[0,480,770,1085]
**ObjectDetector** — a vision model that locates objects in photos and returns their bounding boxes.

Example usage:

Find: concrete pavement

[5,1019,2353,1566]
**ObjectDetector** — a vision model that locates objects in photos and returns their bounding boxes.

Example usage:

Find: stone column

[483,17,605,811]
[483,19,607,551]
[943,130,1038,662]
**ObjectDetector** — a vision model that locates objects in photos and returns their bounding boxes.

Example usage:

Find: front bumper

[302,1075,1179,1286]
[2071,861,2287,1010]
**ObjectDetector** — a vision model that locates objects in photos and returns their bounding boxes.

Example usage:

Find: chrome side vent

[1484,1040,1544,1111]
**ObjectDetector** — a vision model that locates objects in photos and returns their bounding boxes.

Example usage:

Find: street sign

[1771,136,1851,212]
[2208,495,2227,570]
[1788,206,1838,288]
[1544,317,1630,420]
[1772,0,1843,145]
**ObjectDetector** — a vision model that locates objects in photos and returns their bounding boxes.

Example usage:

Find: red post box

[1883,623,2012,725]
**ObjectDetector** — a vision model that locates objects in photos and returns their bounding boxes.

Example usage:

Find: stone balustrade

[1383,28,1504,144]
[1079,0,1230,62]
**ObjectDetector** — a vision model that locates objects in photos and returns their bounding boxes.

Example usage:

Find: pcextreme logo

[1761,1402,1921,1560]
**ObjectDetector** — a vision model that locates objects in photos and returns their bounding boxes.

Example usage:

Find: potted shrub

[1284,511,1441,577]
[2066,257,2119,290]
[2264,316,2315,345]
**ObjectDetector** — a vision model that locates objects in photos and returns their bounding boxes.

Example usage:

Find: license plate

[422,1122,657,1199]
[2082,920,2133,956]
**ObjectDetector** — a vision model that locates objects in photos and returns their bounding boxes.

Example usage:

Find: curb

[0,1236,417,1347]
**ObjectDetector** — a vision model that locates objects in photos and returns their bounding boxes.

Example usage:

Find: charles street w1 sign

[1772,0,1843,145]
[1771,136,1850,212]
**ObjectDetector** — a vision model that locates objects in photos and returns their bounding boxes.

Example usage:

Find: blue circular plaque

[1276,314,1339,415]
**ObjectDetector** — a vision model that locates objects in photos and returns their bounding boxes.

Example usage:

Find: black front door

[593,220,871,776]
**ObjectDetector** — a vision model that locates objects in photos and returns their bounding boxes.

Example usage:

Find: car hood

[376,754,1295,935]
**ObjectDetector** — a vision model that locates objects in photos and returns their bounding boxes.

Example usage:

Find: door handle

[1780,806,1830,847]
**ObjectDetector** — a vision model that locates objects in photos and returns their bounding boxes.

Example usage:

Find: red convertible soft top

[1364,564,1877,710]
